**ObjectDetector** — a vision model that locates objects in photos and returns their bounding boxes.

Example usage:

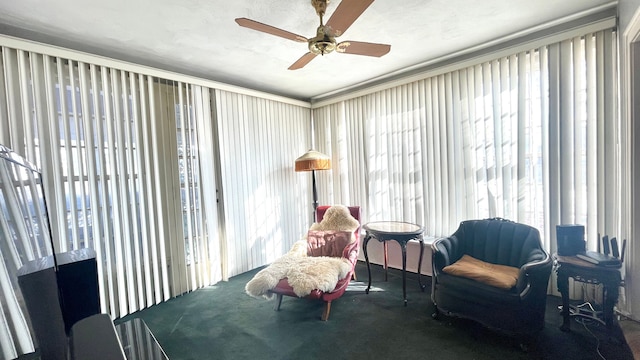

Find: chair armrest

[431,236,462,275]
[515,252,552,296]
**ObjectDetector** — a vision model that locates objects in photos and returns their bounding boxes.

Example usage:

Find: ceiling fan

[235,0,391,70]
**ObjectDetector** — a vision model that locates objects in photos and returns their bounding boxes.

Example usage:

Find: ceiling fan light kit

[235,0,390,70]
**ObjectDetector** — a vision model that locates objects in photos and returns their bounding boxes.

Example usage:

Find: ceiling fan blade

[288,52,318,70]
[336,41,390,57]
[235,18,307,42]
[325,0,374,37]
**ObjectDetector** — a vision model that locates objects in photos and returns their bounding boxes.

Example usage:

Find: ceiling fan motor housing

[309,25,336,55]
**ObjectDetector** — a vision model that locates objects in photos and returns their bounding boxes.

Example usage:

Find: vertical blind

[314,29,620,252]
[0,37,313,358]
[314,29,621,306]
[0,47,223,358]
[214,89,312,278]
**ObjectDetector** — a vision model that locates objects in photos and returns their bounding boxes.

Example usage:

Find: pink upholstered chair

[269,205,361,321]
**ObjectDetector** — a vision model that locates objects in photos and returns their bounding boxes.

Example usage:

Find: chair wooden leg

[274,294,283,311]
[321,301,332,321]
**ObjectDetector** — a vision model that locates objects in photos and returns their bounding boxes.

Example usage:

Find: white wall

[620,0,640,30]
[619,0,640,321]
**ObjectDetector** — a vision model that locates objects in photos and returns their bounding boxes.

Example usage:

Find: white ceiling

[0,0,614,101]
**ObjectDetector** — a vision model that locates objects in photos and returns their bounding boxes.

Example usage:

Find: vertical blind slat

[134,74,153,308]
[146,79,164,303]
[77,62,108,312]
[126,73,145,309]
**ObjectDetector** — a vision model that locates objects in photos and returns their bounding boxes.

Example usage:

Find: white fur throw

[245,240,352,299]
[309,204,359,234]
[245,205,359,299]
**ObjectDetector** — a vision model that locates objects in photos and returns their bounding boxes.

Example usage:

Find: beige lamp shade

[294,150,331,172]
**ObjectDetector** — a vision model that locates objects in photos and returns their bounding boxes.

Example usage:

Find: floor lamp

[295,149,331,220]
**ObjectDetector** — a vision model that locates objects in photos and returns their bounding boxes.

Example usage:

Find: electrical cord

[575,316,606,360]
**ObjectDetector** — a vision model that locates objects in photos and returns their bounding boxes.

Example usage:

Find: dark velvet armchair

[269,205,361,321]
[431,218,552,338]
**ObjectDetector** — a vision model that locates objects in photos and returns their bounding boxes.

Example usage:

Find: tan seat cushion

[443,254,519,289]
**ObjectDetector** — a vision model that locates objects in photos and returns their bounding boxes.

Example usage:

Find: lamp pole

[311,169,318,214]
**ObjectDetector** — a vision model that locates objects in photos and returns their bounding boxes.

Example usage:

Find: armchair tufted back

[451,218,547,268]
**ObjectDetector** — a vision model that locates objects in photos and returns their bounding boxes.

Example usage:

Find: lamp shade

[294,149,331,172]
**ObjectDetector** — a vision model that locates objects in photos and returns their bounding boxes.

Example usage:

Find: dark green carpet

[117,262,634,360]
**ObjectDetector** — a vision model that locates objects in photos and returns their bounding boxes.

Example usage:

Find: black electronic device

[556,224,586,256]
[576,250,622,267]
